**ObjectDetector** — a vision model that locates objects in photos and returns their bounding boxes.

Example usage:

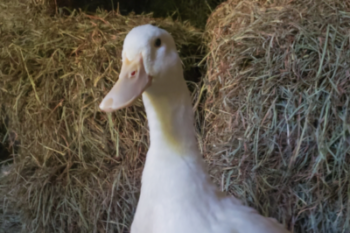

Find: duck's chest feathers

[142,149,208,197]
[131,150,218,233]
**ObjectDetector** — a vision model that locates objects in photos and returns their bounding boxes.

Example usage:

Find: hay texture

[204,0,350,232]
[0,1,203,232]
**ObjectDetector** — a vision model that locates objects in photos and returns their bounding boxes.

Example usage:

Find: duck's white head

[99,24,183,112]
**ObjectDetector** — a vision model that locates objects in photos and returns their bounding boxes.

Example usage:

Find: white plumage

[99,24,290,233]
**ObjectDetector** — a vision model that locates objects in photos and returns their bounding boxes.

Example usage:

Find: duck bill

[99,54,152,112]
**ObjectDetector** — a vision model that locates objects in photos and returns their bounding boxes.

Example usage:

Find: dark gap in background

[0,125,11,165]
[0,111,16,166]
[53,0,225,28]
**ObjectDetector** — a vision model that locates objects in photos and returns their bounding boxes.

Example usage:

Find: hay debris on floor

[204,0,350,232]
[0,0,203,232]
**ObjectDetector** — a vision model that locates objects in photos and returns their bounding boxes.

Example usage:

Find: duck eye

[155,38,161,47]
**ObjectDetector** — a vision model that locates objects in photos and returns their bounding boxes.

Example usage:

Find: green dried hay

[0,0,204,232]
[204,0,350,232]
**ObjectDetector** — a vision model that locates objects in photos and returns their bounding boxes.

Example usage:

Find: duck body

[99,24,290,233]
[131,56,288,233]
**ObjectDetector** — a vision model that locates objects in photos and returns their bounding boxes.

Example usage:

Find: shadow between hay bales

[0,130,10,165]
[38,0,226,28]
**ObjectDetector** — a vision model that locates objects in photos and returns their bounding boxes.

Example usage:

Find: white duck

[99,24,290,233]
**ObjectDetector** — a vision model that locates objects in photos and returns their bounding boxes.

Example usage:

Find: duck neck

[142,79,198,156]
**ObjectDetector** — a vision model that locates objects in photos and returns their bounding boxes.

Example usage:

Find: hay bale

[204,0,350,232]
[0,0,203,232]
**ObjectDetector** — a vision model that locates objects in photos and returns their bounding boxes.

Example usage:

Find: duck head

[99,24,182,112]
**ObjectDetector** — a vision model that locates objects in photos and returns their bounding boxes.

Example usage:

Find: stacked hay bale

[204,0,350,232]
[0,0,203,232]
